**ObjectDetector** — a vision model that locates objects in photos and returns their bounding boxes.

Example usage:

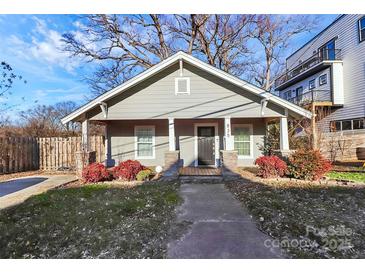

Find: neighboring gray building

[276,14,365,160]
[62,51,311,175]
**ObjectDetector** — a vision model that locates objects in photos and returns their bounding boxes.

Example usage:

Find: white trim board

[61,51,312,124]
[193,122,219,168]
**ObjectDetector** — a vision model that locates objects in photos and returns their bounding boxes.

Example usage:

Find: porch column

[81,119,90,152]
[280,115,290,151]
[168,117,176,151]
[104,123,109,166]
[224,117,234,150]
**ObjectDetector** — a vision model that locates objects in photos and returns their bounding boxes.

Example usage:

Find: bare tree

[0,61,26,114]
[62,14,254,95]
[63,15,175,95]
[248,15,317,91]
[19,101,79,137]
[62,15,317,95]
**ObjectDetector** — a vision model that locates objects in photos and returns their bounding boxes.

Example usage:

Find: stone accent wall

[220,150,238,176]
[318,130,365,161]
[163,151,180,178]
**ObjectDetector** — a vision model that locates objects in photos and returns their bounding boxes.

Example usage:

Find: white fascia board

[62,51,311,124]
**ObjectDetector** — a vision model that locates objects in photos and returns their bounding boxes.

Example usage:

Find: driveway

[0,175,76,210]
[167,183,282,259]
[0,177,48,197]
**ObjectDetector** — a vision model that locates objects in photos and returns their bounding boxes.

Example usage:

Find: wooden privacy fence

[0,136,105,174]
[0,137,39,174]
[39,136,105,171]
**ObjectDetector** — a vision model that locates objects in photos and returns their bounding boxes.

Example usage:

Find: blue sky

[0,14,339,120]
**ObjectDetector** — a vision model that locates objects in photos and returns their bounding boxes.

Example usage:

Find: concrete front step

[179,176,223,184]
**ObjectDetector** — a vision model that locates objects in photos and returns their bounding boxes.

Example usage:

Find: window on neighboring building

[175,77,190,94]
[232,124,252,158]
[296,86,303,97]
[359,16,365,42]
[309,79,316,90]
[342,120,352,130]
[330,118,365,132]
[291,90,297,98]
[282,91,288,100]
[353,118,365,129]
[319,74,327,86]
[135,126,155,159]
[319,39,336,60]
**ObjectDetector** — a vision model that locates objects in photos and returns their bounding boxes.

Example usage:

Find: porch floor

[179,167,222,176]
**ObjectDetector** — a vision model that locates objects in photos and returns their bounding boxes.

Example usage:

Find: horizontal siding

[106,118,265,167]
[286,14,365,129]
[88,62,285,120]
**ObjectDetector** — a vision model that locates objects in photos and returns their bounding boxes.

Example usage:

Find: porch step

[179,176,223,184]
[179,167,222,176]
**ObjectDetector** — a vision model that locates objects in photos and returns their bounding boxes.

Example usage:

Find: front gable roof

[62,51,312,124]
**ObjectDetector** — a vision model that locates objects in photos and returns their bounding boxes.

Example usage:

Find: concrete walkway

[167,184,282,259]
[0,175,76,210]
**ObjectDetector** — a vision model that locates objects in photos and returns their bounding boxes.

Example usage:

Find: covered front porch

[80,115,291,177]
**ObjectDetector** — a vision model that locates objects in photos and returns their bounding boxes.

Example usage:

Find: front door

[197,126,215,166]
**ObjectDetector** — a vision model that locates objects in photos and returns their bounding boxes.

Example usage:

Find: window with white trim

[319,74,327,86]
[359,16,365,42]
[309,79,316,90]
[330,118,365,132]
[175,77,190,94]
[232,124,253,158]
[135,126,155,159]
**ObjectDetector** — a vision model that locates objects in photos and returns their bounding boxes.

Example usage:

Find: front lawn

[0,183,181,258]
[227,180,365,258]
[327,171,365,183]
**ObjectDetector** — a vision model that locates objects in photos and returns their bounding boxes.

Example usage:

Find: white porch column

[280,115,290,151]
[81,119,90,152]
[168,117,176,151]
[224,117,234,150]
[104,123,109,165]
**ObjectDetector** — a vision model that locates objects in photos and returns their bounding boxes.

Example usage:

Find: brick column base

[220,150,239,177]
[163,151,180,178]
[75,151,97,178]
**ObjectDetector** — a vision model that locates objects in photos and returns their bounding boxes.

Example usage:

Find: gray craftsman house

[62,51,311,176]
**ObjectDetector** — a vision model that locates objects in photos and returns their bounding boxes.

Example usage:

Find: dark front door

[197,126,215,166]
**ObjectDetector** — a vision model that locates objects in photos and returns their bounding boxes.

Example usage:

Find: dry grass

[0,182,181,258]
[227,177,365,258]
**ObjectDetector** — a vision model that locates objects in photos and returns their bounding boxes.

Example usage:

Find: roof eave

[62,51,312,124]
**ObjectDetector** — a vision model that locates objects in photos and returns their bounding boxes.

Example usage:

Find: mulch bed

[238,167,365,187]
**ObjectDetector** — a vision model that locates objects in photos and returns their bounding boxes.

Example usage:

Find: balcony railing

[275,49,342,88]
[286,89,331,107]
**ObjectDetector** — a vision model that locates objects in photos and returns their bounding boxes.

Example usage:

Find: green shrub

[288,149,332,181]
[136,169,152,181]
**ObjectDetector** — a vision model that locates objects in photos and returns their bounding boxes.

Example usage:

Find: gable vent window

[175,77,190,95]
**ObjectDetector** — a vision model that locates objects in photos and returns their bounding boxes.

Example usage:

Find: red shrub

[113,160,146,181]
[82,163,110,183]
[254,155,288,178]
[288,149,332,181]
